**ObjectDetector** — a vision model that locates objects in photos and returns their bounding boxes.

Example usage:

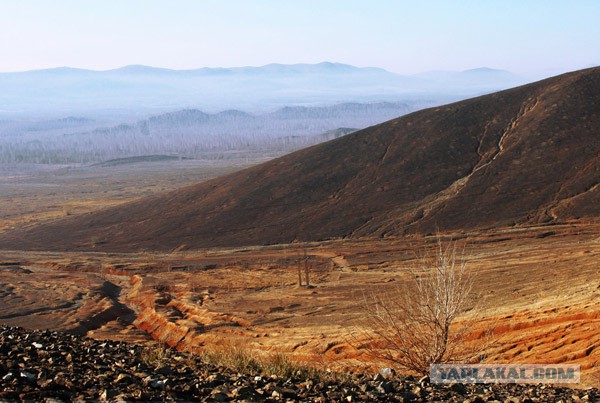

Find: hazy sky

[1,0,599,77]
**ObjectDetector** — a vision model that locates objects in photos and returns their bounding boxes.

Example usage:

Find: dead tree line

[296,249,311,287]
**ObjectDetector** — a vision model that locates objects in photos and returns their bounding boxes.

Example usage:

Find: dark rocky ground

[0,325,597,402]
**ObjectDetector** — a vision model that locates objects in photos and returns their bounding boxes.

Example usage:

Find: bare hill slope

[2,67,599,251]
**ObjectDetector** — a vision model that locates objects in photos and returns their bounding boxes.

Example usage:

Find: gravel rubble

[0,325,598,402]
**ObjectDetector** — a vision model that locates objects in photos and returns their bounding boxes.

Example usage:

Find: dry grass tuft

[138,342,172,368]
[197,343,340,380]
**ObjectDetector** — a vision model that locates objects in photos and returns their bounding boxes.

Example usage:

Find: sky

[1,0,599,78]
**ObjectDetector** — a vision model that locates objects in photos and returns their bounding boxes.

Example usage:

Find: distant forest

[0,102,426,164]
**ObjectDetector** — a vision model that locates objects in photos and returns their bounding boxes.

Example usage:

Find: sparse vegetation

[197,344,329,380]
[138,342,172,368]
[357,239,492,375]
[198,344,262,374]
[297,249,311,287]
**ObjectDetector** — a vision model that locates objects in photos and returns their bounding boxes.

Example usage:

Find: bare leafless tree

[356,238,492,375]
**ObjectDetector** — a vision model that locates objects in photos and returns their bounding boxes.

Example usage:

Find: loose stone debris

[0,325,598,401]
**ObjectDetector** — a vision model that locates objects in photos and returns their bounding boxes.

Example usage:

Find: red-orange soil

[1,223,598,387]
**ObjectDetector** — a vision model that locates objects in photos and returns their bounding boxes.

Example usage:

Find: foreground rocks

[0,325,597,402]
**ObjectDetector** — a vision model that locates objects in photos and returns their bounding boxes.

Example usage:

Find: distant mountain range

[0,62,528,165]
[3,67,597,251]
[0,62,525,118]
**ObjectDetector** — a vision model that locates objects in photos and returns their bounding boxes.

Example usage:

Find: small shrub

[356,238,493,375]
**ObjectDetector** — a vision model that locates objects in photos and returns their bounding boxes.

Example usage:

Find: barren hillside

[1,67,599,252]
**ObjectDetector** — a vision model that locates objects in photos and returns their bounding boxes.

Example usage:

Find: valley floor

[1,222,599,388]
[0,160,599,389]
